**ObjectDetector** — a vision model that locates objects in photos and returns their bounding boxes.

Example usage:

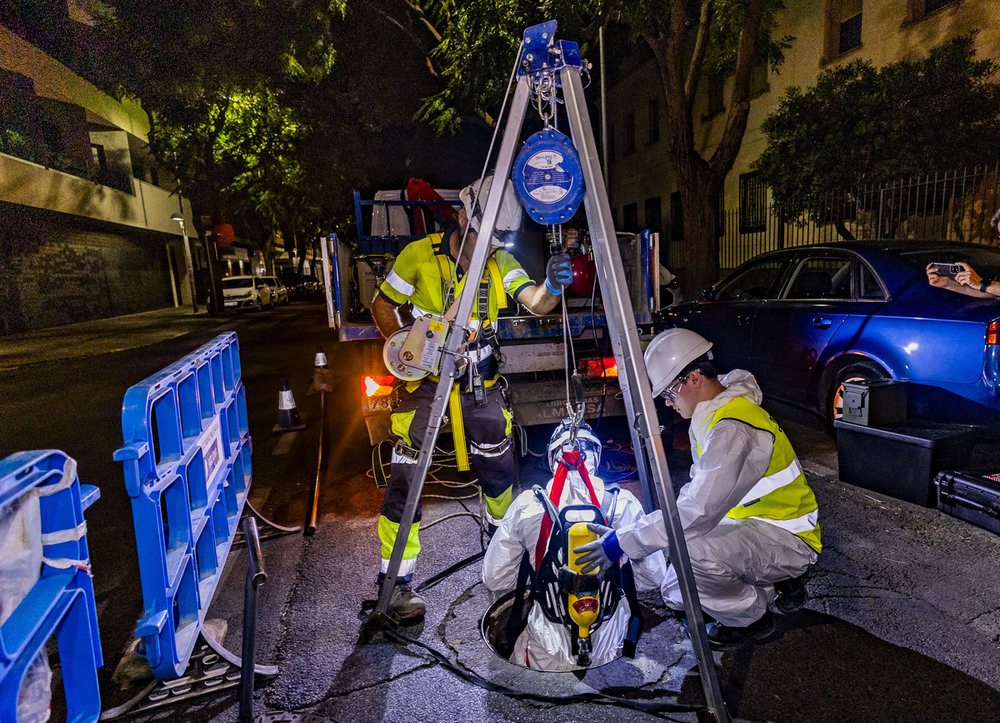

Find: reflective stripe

[750,508,819,536]
[737,458,802,507]
[470,436,512,458]
[385,269,415,297]
[381,557,417,577]
[503,268,529,289]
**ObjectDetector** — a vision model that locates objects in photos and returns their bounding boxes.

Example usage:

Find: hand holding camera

[930,262,963,279]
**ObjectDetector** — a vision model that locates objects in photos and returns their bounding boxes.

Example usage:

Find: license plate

[224,301,237,307]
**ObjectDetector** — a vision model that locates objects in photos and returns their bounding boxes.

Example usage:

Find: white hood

[690,370,763,451]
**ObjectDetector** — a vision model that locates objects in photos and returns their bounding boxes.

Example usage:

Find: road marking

[272,431,299,456]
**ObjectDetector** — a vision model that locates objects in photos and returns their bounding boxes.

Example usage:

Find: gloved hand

[545,253,573,295]
[573,522,621,576]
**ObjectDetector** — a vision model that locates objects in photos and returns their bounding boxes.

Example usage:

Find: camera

[931,262,963,278]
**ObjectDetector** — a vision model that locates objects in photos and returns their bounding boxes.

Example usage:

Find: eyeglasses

[660,373,690,403]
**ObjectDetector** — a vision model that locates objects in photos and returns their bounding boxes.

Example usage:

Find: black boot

[774,574,808,614]
[705,611,776,650]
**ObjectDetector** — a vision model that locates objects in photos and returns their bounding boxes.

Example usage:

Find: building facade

[1,13,195,334]
[605,0,1000,273]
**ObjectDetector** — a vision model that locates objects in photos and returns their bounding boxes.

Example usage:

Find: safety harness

[501,451,642,666]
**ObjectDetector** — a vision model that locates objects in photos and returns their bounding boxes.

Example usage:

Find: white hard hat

[459,175,522,243]
[644,328,713,397]
[547,418,602,474]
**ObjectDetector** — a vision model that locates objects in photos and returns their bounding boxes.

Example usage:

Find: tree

[753,35,1000,239]
[84,0,344,304]
[413,1,792,296]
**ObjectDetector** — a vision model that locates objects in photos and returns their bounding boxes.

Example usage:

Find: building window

[707,75,725,116]
[923,0,958,15]
[670,191,684,241]
[623,112,636,155]
[623,203,638,233]
[827,0,862,57]
[739,172,767,233]
[647,98,660,144]
[91,143,106,170]
[645,197,662,238]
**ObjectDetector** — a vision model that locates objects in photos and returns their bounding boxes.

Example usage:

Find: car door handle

[813,317,832,330]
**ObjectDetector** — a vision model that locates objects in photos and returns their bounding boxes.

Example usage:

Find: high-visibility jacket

[379,232,534,386]
[703,397,822,554]
[379,232,533,328]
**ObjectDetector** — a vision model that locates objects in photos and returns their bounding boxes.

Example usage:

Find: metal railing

[662,164,1000,272]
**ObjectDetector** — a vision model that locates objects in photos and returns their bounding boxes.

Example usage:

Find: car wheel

[823,358,890,428]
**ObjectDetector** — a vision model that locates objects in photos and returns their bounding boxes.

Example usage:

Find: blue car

[658,241,1000,429]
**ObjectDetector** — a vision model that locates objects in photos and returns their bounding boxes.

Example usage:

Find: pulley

[511,129,586,225]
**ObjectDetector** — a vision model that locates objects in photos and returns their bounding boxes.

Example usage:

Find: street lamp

[171,212,199,314]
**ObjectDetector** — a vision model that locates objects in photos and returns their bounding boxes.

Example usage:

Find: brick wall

[0,203,172,334]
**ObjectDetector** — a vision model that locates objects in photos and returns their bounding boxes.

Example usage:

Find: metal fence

[664,164,1000,272]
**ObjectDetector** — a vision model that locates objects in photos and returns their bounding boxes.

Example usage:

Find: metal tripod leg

[561,66,729,723]
[364,79,533,628]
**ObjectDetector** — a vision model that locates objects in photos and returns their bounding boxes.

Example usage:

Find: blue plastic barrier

[0,449,103,722]
[114,332,252,680]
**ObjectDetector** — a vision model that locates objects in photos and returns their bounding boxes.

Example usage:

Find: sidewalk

[0,307,231,371]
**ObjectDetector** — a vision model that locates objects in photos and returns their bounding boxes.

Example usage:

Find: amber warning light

[363,375,396,397]
[579,357,618,379]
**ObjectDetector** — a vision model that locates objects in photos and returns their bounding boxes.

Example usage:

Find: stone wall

[0,202,172,334]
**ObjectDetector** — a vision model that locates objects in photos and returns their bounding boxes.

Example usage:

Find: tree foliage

[410,0,791,295]
[753,35,1000,235]
[86,0,345,260]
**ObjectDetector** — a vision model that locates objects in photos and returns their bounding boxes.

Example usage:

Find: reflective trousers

[378,380,515,579]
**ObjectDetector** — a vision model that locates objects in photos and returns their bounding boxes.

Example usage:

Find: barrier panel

[114,332,252,680]
[0,449,103,722]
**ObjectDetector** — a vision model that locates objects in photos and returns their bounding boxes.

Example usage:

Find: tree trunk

[679,164,723,299]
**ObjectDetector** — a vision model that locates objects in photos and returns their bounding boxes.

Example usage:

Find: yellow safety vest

[702,397,822,554]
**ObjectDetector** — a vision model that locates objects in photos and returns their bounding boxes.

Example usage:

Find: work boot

[705,611,776,651]
[774,574,808,614]
[390,582,426,621]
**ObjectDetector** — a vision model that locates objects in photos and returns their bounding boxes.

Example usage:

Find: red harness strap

[533,450,604,571]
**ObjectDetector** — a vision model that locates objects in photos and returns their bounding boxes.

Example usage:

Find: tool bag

[934,470,1000,535]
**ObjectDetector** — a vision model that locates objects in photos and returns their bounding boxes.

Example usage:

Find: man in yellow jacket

[371,175,571,620]
[577,328,821,649]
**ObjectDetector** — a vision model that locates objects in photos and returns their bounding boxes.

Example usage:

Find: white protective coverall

[483,467,667,671]
[615,370,819,628]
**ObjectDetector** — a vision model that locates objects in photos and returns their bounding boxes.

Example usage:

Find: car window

[859,262,885,300]
[263,278,276,287]
[222,278,251,289]
[782,255,852,300]
[714,258,786,301]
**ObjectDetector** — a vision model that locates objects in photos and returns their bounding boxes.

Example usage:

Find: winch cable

[382,626,704,717]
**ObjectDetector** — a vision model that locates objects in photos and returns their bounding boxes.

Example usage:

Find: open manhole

[481,590,623,670]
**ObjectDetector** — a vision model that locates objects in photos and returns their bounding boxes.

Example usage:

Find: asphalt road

[3,298,1000,722]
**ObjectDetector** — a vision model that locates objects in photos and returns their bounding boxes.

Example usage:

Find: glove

[545,254,573,295]
[573,523,621,576]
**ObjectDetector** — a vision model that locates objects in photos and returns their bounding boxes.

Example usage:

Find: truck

[320,182,664,446]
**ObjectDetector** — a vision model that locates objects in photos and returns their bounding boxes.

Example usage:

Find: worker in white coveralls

[483,419,666,670]
[576,328,822,650]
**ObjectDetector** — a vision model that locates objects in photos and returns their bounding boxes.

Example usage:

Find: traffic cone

[273,377,307,433]
[309,345,335,394]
